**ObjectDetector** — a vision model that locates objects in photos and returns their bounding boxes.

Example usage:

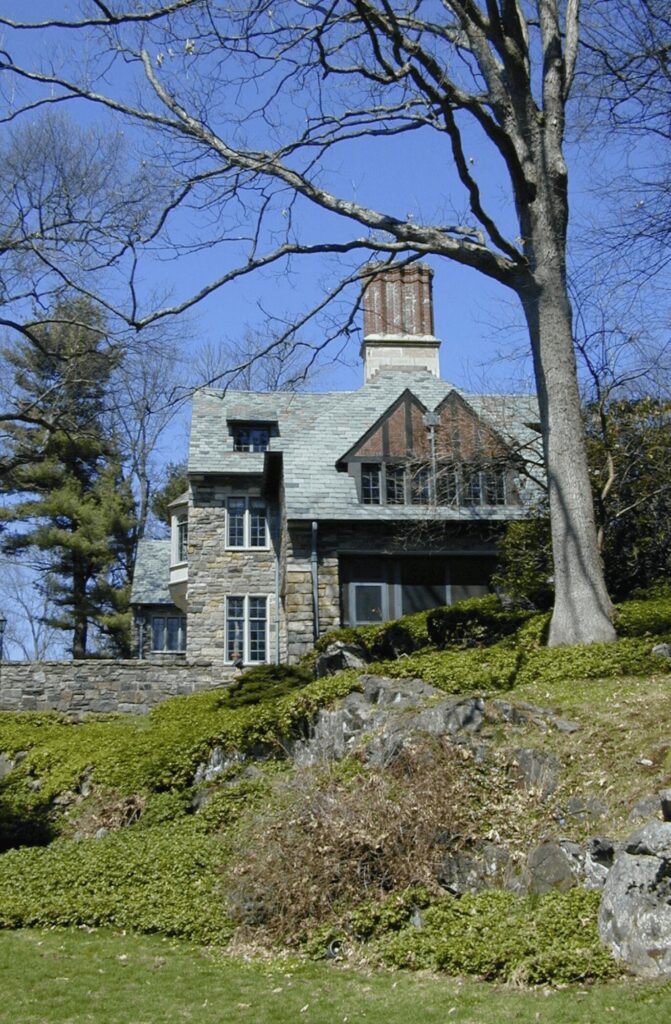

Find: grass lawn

[1,929,670,1024]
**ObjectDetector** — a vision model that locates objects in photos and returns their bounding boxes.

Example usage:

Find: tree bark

[519,267,616,645]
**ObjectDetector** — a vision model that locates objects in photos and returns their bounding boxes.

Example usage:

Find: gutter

[311,520,320,641]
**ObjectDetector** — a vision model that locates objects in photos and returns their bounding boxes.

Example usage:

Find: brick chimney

[360,262,441,382]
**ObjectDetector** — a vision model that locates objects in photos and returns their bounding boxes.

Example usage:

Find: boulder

[314,641,368,677]
[652,643,671,659]
[438,842,513,895]
[583,836,616,890]
[599,820,671,976]
[519,840,583,894]
[508,748,561,799]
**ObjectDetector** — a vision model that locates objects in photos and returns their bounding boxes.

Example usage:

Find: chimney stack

[360,262,441,382]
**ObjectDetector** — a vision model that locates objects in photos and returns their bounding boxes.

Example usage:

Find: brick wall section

[0,660,234,718]
[362,263,434,337]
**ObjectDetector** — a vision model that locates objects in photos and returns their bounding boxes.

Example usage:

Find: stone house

[130,264,540,665]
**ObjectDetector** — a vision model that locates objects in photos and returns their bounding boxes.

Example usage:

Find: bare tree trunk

[520,269,615,645]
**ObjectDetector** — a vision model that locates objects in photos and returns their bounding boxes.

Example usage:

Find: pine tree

[0,298,136,658]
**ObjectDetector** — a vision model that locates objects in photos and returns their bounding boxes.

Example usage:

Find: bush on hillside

[426,595,534,649]
[222,663,313,708]
[516,635,671,688]
[370,887,617,984]
[369,643,522,694]
[615,596,671,638]
[223,739,483,941]
[492,513,554,611]
[313,609,432,660]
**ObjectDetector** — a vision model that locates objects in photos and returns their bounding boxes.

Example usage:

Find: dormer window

[233,425,270,452]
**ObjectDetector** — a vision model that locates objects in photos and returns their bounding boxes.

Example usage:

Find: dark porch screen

[400,558,447,615]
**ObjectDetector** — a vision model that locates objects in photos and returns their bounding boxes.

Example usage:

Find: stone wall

[0,659,234,718]
[188,478,280,664]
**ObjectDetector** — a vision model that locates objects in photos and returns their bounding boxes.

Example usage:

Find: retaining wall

[0,659,234,718]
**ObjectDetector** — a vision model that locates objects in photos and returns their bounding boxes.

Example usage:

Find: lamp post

[0,614,6,662]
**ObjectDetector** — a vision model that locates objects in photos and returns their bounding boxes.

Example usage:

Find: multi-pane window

[462,469,482,507]
[410,464,431,505]
[249,499,267,546]
[436,466,459,506]
[356,462,510,507]
[233,425,270,452]
[226,595,267,663]
[361,464,381,505]
[483,468,507,505]
[226,497,267,548]
[151,614,186,653]
[176,514,188,562]
[385,464,405,505]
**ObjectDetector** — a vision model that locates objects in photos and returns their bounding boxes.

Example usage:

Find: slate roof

[188,370,541,521]
[130,539,174,605]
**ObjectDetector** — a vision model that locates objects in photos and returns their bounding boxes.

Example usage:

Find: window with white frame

[176,512,188,562]
[151,614,186,653]
[233,424,270,452]
[226,497,268,548]
[225,595,267,663]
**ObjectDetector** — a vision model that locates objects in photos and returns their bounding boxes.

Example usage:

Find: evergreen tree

[0,298,136,658]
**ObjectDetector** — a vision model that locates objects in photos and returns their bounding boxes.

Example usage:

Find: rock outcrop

[599,820,671,976]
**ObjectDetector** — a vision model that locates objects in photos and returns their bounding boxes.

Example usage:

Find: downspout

[311,520,320,641]
[274,526,281,665]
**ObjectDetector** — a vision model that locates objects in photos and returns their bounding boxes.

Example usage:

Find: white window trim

[225,594,269,665]
[225,496,269,550]
[170,507,189,566]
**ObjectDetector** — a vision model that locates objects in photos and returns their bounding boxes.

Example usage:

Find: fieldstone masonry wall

[188,479,280,664]
[0,660,233,718]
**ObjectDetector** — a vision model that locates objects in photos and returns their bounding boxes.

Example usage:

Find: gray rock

[95,827,108,840]
[315,641,368,678]
[194,746,247,783]
[291,679,484,767]
[565,795,608,823]
[553,717,580,734]
[520,840,583,893]
[583,836,616,890]
[509,748,561,799]
[362,675,435,708]
[629,793,663,822]
[438,843,513,895]
[412,697,485,737]
[660,789,671,822]
[599,820,671,976]
[652,643,671,659]
[0,753,14,780]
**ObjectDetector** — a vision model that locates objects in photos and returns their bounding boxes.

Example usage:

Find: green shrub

[426,595,533,649]
[492,513,554,611]
[222,663,313,708]
[512,611,551,651]
[0,821,231,945]
[369,643,522,694]
[615,596,671,638]
[516,635,671,688]
[195,772,275,833]
[372,888,618,984]
[313,609,432,660]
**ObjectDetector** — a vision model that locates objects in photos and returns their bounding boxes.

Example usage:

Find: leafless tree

[0,560,68,660]
[580,0,671,271]
[0,1,631,645]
